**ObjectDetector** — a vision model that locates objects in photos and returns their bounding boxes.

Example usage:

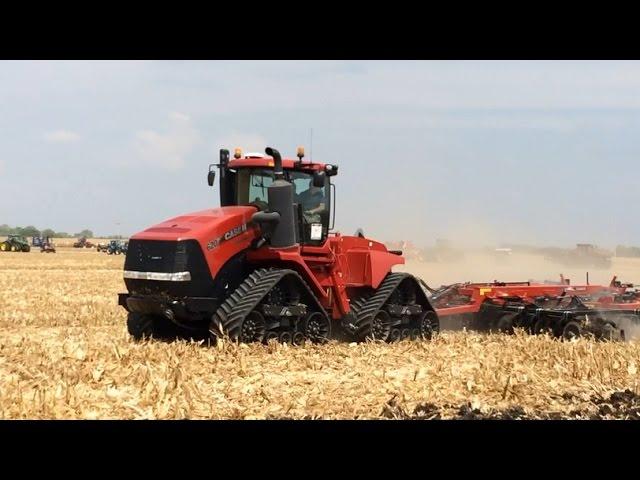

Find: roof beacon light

[296,146,305,167]
[234,147,242,159]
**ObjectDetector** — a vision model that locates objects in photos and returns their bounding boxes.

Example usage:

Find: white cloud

[135,112,200,170]
[43,130,80,143]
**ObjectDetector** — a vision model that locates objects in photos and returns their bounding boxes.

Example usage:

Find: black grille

[125,240,185,273]
[124,239,215,297]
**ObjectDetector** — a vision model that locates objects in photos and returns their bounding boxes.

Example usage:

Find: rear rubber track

[353,272,437,342]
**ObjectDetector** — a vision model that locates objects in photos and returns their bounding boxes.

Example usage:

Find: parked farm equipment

[1,235,31,252]
[107,240,126,255]
[96,242,109,252]
[33,236,53,249]
[73,236,94,248]
[40,239,56,253]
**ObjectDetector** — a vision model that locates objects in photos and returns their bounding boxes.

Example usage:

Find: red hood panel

[131,206,258,242]
[131,206,261,279]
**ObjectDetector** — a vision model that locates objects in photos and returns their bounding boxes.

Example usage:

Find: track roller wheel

[263,331,279,343]
[400,328,410,341]
[10,245,17,252]
[410,329,420,340]
[292,332,306,345]
[303,311,331,344]
[238,311,266,343]
[562,321,582,341]
[279,331,292,344]
[369,310,391,342]
[390,328,401,342]
[419,311,439,340]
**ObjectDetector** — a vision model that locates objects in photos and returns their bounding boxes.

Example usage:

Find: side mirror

[207,166,216,186]
[313,171,326,188]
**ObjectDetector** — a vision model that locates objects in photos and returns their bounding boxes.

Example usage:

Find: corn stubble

[1,250,640,419]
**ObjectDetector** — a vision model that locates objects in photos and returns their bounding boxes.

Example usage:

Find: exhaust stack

[251,147,298,248]
[266,147,284,180]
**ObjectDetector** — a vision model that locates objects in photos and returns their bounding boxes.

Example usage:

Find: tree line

[0,225,113,239]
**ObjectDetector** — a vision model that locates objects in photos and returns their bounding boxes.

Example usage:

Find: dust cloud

[399,252,640,289]
[614,316,640,342]
[385,218,638,287]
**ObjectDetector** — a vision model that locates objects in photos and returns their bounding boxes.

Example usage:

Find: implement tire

[562,321,582,341]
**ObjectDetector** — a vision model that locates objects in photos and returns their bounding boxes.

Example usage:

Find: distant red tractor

[40,238,56,253]
[119,147,439,344]
[73,236,94,248]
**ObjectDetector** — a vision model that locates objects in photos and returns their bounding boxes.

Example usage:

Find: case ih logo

[207,223,248,251]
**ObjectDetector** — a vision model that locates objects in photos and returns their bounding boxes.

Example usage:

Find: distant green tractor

[1,235,31,252]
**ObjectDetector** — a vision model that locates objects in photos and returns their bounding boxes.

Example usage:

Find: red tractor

[73,236,95,248]
[119,147,439,344]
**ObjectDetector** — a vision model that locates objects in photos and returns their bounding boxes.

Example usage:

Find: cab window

[236,169,273,205]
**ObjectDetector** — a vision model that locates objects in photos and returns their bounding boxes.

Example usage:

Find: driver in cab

[297,179,325,223]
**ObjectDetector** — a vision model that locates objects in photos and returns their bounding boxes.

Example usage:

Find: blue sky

[1,60,639,247]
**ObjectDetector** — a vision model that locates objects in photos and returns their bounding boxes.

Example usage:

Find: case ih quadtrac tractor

[119,147,439,344]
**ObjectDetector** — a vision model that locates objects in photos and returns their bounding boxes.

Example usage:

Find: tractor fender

[367,250,405,290]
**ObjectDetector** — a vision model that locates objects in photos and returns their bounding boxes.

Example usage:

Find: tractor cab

[209,147,338,246]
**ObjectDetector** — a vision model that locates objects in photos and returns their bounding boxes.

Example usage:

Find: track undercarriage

[126,269,440,345]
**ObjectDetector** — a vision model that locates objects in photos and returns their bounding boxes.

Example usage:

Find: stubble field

[1,249,640,419]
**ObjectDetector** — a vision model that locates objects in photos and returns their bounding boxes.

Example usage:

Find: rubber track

[348,294,371,321]
[353,272,415,340]
[210,268,328,341]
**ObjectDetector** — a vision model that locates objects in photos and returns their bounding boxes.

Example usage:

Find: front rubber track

[210,268,329,343]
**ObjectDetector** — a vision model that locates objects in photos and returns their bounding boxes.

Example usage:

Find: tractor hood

[128,206,262,281]
[131,206,259,243]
